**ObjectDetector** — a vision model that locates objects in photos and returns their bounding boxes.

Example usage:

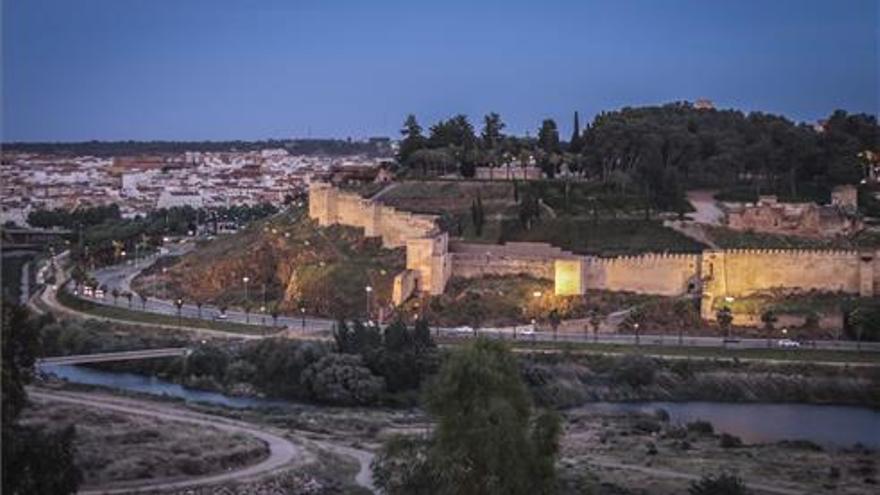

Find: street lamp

[242,276,250,304]
[365,286,373,318]
[300,306,306,332]
[634,322,641,346]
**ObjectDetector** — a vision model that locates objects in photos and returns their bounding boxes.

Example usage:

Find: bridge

[1,227,72,251]
[37,347,190,366]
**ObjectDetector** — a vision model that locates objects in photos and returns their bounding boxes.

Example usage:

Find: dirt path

[585,455,805,495]
[29,389,305,494]
[686,190,725,225]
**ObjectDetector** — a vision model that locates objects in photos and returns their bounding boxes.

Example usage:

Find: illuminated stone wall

[311,183,879,316]
[700,249,878,320]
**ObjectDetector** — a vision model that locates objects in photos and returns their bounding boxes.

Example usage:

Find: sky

[2,0,878,142]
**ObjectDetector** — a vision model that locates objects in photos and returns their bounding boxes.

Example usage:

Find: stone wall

[449,241,577,280]
[310,183,878,320]
[309,182,438,249]
[474,166,543,181]
[585,253,702,296]
[700,249,879,320]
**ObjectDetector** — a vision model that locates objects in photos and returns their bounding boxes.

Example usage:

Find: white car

[777,339,800,349]
[455,326,474,334]
[217,312,228,320]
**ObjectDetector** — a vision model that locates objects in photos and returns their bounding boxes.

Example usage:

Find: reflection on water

[38,363,293,410]
[576,401,880,449]
[40,364,880,449]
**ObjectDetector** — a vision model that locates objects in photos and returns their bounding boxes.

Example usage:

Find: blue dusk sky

[2,0,878,142]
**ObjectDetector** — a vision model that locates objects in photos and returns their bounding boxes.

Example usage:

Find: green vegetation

[398,106,879,215]
[373,339,561,494]
[498,217,705,256]
[2,304,82,494]
[704,224,880,250]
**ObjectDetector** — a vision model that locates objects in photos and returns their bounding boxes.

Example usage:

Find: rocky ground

[559,408,879,495]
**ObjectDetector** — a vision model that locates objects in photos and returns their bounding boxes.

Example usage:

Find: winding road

[29,388,377,494]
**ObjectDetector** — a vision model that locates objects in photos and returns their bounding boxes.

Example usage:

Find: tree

[471,193,485,237]
[2,304,82,494]
[569,111,582,153]
[415,339,561,495]
[548,308,561,341]
[717,306,734,339]
[124,291,133,308]
[689,473,750,495]
[111,288,120,306]
[139,293,148,310]
[538,119,560,154]
[399,114,426,164]
[760,310,777,348]
[481,112,506,151]
[195,300,203,319]
[589,308,601,343]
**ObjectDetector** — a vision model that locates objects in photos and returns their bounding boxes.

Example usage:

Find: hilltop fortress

[309,183,878,322]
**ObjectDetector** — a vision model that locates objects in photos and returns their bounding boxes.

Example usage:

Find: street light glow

[532,291,542,298]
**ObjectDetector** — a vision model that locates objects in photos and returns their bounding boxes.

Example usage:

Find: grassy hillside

[133,207,405,319]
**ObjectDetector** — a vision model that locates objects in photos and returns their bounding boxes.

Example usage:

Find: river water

[39,364,880,449]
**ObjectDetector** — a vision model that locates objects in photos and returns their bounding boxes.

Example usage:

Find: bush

[610,355,656,388]
[301,354,386,406]
[719,433,743,448]
[686,420,714,435]
[688,473,750,495]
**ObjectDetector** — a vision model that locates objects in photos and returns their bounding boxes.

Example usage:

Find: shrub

[301,354,386,406]
[719,433,743,448]
[688,473,750,495]
[633,419,662,434]
[686,420,714,435]
[610,355,656,388]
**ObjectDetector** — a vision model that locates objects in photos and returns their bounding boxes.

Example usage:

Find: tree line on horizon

[397,103,879,210]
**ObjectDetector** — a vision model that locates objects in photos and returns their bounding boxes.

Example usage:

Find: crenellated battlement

[310,183,878,310]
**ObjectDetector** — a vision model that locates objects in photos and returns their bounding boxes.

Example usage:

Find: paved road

[89,253,334,332]
[29,388,304,494]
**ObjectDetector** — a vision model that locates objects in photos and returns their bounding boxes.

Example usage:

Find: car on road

[217,312,228,320]
[455,325,474,334]
[777,339,800,349]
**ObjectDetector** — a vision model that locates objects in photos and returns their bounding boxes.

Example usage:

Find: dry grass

[20,400,269,486]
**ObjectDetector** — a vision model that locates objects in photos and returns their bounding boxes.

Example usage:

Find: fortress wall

[583,253,702,296]
[309,182,438,249]
[392,269,418,305]
[700,249,876,320]
[450,241,577,281]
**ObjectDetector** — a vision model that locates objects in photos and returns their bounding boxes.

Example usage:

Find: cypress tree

[569,111,582,153]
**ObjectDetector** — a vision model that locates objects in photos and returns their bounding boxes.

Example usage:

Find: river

[39,364,880,449]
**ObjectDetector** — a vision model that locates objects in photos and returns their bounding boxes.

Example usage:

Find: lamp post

[242,276,250,305]
[634,322,641,346]
[300,306,306,333]
[365,285,373,318]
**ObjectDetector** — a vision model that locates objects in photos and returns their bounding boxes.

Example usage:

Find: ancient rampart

[310,183,878,318]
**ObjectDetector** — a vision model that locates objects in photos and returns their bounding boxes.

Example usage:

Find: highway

[47,251,880,353]
[84,246,334,332]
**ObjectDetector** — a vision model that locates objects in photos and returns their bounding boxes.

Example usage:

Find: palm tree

[195,300,203,319]
[124,291,133,308]
[589,309,601,343]
[716,307,734,342]
[548,309,561,342]
[760,310,777,348]
[139,293,148,310]
[111,288,120,306]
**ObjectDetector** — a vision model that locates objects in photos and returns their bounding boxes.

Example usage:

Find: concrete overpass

[37,347,189,366]
[1,227,72,251]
